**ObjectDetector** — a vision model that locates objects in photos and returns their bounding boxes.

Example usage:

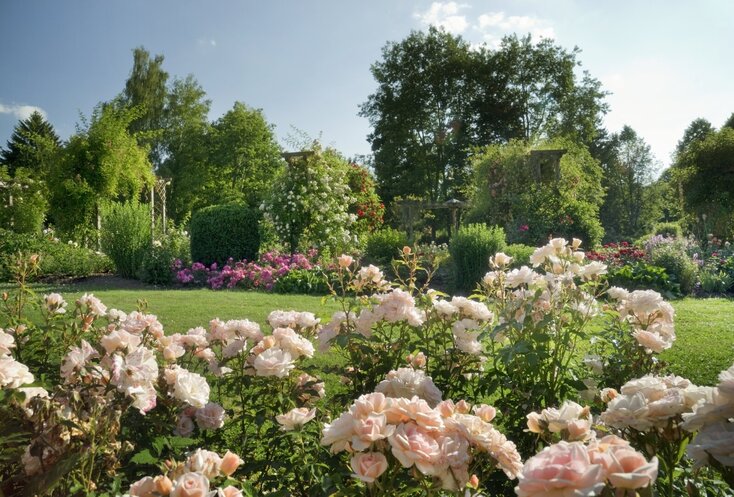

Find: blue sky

[1,1,732,170]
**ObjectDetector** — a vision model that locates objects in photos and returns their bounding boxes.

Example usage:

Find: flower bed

[1,240,732,496]
[174,249,326,292]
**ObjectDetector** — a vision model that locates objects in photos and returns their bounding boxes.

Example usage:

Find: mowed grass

[3,279,732,387]
[661,297,734,385]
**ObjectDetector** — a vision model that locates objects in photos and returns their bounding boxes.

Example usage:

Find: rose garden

[2,28,734,497]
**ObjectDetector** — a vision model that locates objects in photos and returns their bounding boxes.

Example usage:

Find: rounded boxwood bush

[365,227,408,265]
[504,243,535,268]
[450,224,506,292]
[190,204,261,266]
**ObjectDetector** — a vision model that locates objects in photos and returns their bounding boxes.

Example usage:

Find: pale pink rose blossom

[351,412,394,450]
[60,340,99,381]
[321,411,355,453]
[0,357,34,389]
[43,293,67,314]
[350,452,388,483]
[604,447,658,489]
[77,293,107,316]
[185,449,222,478]
[389,422,443,475]
[195,402,226,430]
[129,476,156,497]
[515,441,605,497]
[0,329,16,355]
[473,404,496,423]
[100,329,142,354]
[219,486,243,497]
[338,254,354,268]
[171,472,210,497]
[175,414,195,436]
[253,347,294,378]
[172,369,210,408]
[275,407,316,431]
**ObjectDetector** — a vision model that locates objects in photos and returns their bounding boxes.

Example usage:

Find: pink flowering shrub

[174,249,320,291]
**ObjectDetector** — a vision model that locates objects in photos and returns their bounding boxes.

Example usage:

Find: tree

[208,102,283,207]
[158,75,213,221]
[49,104,154,235]
[597,126,658,241]
[488,35,608,145]
[0,111,60,178]
[675,118,714,158]
[360,29,609,218]
[675,127,734,237]
[724,112,734,130]
[360,27,480,207]
[120,47,169,167]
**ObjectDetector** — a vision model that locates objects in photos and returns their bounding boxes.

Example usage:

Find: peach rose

[605,447,658,489]
[350,452,388,483]
[220,450,243,477]
[338,254,354,268]
[171,472,209,497]
[129,476,156,497]
[276,407,316,431]
[389,422,442,475]
[219,486,243,497]
[515,442,605,497]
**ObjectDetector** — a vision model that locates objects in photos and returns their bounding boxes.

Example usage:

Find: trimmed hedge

[365,228,408,265]
[190,204,261,266]
[450,224,506,292]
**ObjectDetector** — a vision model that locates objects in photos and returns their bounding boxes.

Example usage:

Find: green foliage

[606,262,678,297]
[361,29,608,212]
[468,139,605,246]
[503,243,535,267]
[49,104,154,234]
[675,127,734,238]
[264,144,354,255]
[652,222,683,239]
[0,110,61,179]
[364,227,408,265]
[138,226,191,285]
[0,229,112,281]
[449,223,506,292]
[596,125,660,242]
[0,169,47,234]
[699,269,734,295]
[190,204,261,265]
[100,201,152,278]
[271,269,330,295]
[649,244,698,295]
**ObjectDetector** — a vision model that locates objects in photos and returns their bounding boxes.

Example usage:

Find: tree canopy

[0,110,60,179]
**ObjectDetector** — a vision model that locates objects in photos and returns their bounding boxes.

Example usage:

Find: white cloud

[0,103,46,121]
[415,2,469,34]
[475,12,555,47]
[197,38,217,48]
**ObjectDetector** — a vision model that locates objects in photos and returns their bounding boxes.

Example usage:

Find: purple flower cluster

[174,250,319,291]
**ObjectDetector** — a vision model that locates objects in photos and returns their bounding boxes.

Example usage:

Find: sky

[1,1,732,171]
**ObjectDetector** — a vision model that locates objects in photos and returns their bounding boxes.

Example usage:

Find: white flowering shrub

[263,143,356,255]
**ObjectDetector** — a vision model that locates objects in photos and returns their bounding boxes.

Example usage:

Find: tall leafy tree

[209,102,283,207]
[49,104,154,234]
[675,118,714,158]
[489,35,608,145]
[675,127,734,236]
[120,46,169,167]
[0,111,60,178]
[597,126,658,240]
[159,75,213,221]
[360,27,480,206]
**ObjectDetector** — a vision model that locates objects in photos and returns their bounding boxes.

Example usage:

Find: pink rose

[338,254,354,268]
[350,452,388,483]
[171,472,209,497]
[515,441,605,497]
[129,476,156,497]
[605,447,658,489]
[389,422,442,475]
[220,486,243,497]
[276,407,316,431]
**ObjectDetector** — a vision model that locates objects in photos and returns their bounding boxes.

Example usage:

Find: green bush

[190,204,261,266]
[271,269,330,295]
[100,201,151,279]
[364,228,408,265]
[0,229,112,281]
[649,244,698,295]
[698,269,734,295]
[606,261,679,298]
[652,222,683,239]
[0,172,47,235]
[138,227,192,285]
[449,224,506,292]
[503,243,535,268]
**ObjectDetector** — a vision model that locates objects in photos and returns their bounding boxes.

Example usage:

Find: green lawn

[3,280,732,386]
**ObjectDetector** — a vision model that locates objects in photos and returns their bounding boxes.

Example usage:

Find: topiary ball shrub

[365,227,408,266]
[652,222,683,239]
[190,204,261,266]
[450,224,506,293]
